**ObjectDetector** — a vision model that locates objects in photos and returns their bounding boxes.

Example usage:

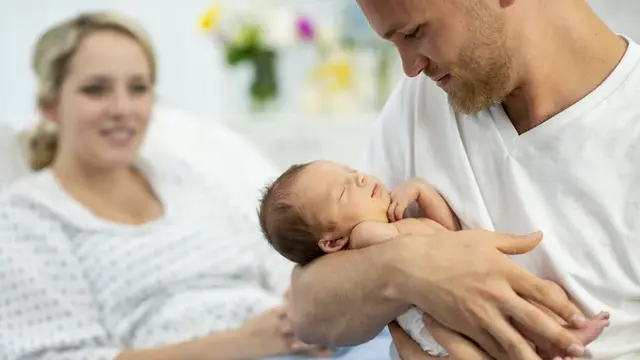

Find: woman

[0,12,390,360]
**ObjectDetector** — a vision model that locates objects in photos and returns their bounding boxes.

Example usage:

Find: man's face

[358,0,515,114]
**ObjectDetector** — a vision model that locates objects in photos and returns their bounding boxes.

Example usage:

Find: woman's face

[44,30,154,169]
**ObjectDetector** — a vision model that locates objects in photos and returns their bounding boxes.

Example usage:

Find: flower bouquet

[199,1,316,111]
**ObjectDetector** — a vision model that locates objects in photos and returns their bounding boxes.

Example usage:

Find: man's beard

[445,48,512,115]
[442,3,514,115]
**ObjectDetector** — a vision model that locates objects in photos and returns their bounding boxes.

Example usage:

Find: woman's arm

[0,196,296,360]
[116,326,286,360]
[0,199,123,360]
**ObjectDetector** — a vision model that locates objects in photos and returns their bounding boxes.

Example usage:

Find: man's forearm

[289,239,410,347]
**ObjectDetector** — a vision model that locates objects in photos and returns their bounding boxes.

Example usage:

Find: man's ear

[318,235,349,253]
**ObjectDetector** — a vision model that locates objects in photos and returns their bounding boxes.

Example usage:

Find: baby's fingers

[394,202,408,220]
[388,201,401,222]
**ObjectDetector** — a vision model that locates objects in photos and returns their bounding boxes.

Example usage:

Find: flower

[199,2,222,32]
[198,1,324,109]
[296,15,315,41]
[261,7,297,49]
[312,55,355,94]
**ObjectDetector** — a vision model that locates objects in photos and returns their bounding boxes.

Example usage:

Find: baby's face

[293,161,391,238]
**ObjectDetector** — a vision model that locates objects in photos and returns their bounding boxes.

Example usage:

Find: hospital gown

[0,156,295,359]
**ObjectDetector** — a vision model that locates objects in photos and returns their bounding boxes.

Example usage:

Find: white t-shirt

[364,38,640,360]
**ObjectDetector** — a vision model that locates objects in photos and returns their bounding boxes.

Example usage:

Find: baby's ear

[318,235,349,253]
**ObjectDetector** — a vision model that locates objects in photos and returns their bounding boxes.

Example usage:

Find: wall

[0,0,366,126]
[0,0,638,128]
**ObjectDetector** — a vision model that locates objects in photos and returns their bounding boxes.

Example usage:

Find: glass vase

[250,49,279,112]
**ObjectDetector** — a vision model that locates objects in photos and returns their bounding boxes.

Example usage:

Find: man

[288,0,639,359]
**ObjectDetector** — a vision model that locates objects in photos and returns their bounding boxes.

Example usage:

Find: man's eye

[404,25,423,40]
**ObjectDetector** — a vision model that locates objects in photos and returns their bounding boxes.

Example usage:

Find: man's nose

[401,55,429,78]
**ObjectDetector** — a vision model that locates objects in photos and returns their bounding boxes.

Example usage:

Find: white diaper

[391,307,448,359]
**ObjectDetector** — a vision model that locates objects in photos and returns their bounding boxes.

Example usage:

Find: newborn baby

[259,160,610,357]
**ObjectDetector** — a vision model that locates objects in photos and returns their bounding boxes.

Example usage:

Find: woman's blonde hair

[29,11,157,171]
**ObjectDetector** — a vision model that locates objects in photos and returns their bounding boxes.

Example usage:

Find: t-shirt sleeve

[0,197,121,360]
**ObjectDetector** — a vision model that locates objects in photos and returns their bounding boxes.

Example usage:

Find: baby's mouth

[371,183,378,198]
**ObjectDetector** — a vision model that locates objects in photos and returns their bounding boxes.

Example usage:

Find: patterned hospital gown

[0,156,294,360]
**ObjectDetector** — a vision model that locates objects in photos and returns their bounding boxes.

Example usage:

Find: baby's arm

[349,218,447,250]
[392,218,448,236]
[389,178,460,231]
[349,221,400,249]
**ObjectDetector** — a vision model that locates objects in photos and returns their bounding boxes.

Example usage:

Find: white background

[1,0,638,124]
[0,0,638,169]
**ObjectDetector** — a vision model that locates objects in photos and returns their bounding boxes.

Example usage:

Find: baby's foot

[569,311,610,345]
[538,312,610,359]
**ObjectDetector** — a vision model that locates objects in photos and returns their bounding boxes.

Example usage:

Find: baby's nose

[356,174,366,187]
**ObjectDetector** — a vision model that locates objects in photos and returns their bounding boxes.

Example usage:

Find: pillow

[0,122,32,185]
[143,107,278,200]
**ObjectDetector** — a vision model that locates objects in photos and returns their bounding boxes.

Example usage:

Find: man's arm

[289,230,589,360]
[288,239,411,347]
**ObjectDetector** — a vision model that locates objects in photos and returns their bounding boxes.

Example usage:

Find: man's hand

[391,230,588,360]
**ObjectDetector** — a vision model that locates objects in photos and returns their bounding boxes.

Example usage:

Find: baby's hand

[389,178,426,221]
[389,178,460,231]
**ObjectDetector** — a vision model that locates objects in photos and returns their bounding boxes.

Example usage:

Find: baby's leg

[395,308,608,359]
[569,311,610,345]
[517,311,610,358]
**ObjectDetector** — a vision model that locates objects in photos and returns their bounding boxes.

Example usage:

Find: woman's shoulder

[0,170,57,206]
[0,171,68,230]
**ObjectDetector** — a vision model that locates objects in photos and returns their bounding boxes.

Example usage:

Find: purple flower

[296,16,315,41]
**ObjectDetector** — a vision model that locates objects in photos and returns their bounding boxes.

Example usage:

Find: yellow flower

[313,59,355,93]
[199,2,222,32]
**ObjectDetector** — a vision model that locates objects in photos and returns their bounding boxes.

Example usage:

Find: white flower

[260,7,297,49]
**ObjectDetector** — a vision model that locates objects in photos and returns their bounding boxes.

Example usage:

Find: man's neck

[503,2,628,134]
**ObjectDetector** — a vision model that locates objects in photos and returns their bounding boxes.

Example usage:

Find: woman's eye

[130,84,150,94]
[81,85,106,95]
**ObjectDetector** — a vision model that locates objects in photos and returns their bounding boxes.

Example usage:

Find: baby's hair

[258,162,329,266]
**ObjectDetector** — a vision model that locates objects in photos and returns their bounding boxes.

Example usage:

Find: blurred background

[1,0,639,170]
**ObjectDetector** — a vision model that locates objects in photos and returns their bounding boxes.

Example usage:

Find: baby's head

[258,160,391,265]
